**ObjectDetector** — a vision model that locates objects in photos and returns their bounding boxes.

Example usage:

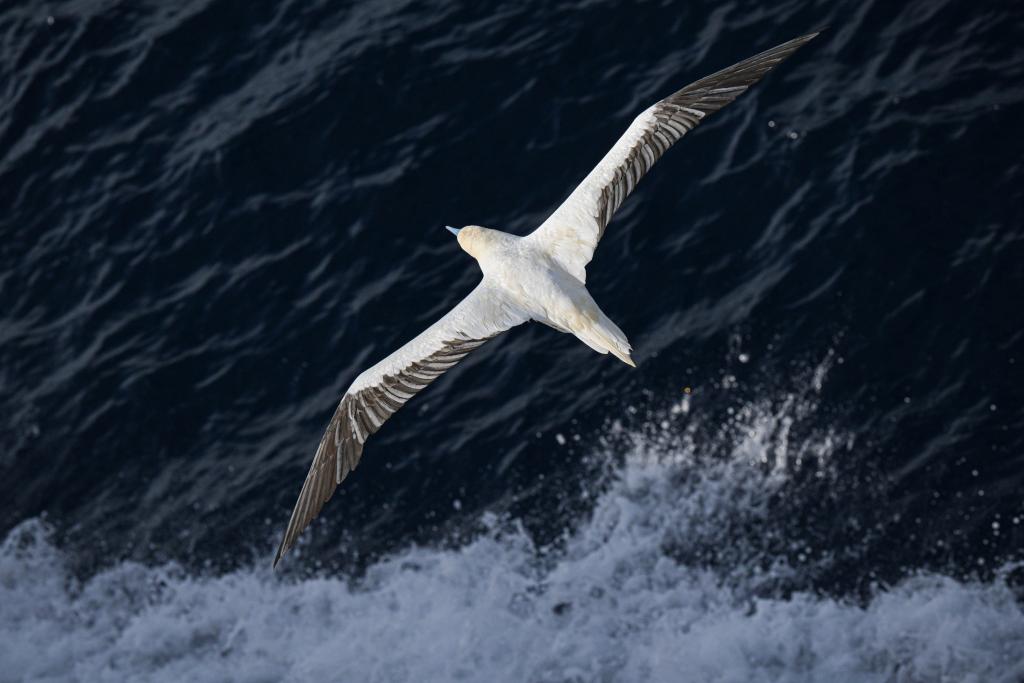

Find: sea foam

[2,374,1022,682]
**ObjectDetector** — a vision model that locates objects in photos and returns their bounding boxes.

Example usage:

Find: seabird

[274,31,820,568]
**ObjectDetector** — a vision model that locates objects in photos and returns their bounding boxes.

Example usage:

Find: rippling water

[2,0,1023,679]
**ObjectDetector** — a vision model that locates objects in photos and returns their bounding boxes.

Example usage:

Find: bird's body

[274,31,821,568]
[459,227,635,363]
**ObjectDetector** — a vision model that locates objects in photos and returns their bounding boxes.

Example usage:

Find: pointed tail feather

[573,313,635,367]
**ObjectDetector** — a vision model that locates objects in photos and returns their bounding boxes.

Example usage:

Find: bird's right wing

[274,280,527,568]
[528,32,820,282]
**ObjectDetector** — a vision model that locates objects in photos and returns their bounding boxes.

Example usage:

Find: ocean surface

[2,0,1024,680]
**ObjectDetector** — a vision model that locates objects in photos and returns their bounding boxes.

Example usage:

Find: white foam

[2,370,1023,682]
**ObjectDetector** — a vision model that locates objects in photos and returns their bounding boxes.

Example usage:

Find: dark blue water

[2,0,1024,679]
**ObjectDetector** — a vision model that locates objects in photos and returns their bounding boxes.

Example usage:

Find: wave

[2,362,1022,682]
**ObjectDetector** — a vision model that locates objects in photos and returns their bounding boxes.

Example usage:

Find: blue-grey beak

[446,225,461,237]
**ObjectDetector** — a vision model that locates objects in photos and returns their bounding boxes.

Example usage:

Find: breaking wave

[3,364,1022,682]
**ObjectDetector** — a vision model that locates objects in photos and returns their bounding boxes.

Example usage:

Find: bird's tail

[572,309,635,367]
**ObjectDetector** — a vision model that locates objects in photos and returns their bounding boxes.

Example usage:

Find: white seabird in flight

[274,31,820,567]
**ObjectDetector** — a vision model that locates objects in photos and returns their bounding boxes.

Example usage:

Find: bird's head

[445,225,491,259]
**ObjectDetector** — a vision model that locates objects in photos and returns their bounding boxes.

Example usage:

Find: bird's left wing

[274,280,527,568]
[528,32,820,282]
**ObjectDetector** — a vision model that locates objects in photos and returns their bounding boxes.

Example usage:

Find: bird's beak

[446,225,461,237]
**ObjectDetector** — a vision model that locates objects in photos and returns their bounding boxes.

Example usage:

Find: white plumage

[274,31,820,568]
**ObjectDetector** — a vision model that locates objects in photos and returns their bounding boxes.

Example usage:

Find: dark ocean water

[3,0,1024,680]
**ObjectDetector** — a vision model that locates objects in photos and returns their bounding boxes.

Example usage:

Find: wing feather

[529,32,821,282]
[273,282,526,568]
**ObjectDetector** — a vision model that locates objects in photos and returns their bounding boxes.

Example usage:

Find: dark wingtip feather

[271,551,282,571]
[272,521,293,570]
